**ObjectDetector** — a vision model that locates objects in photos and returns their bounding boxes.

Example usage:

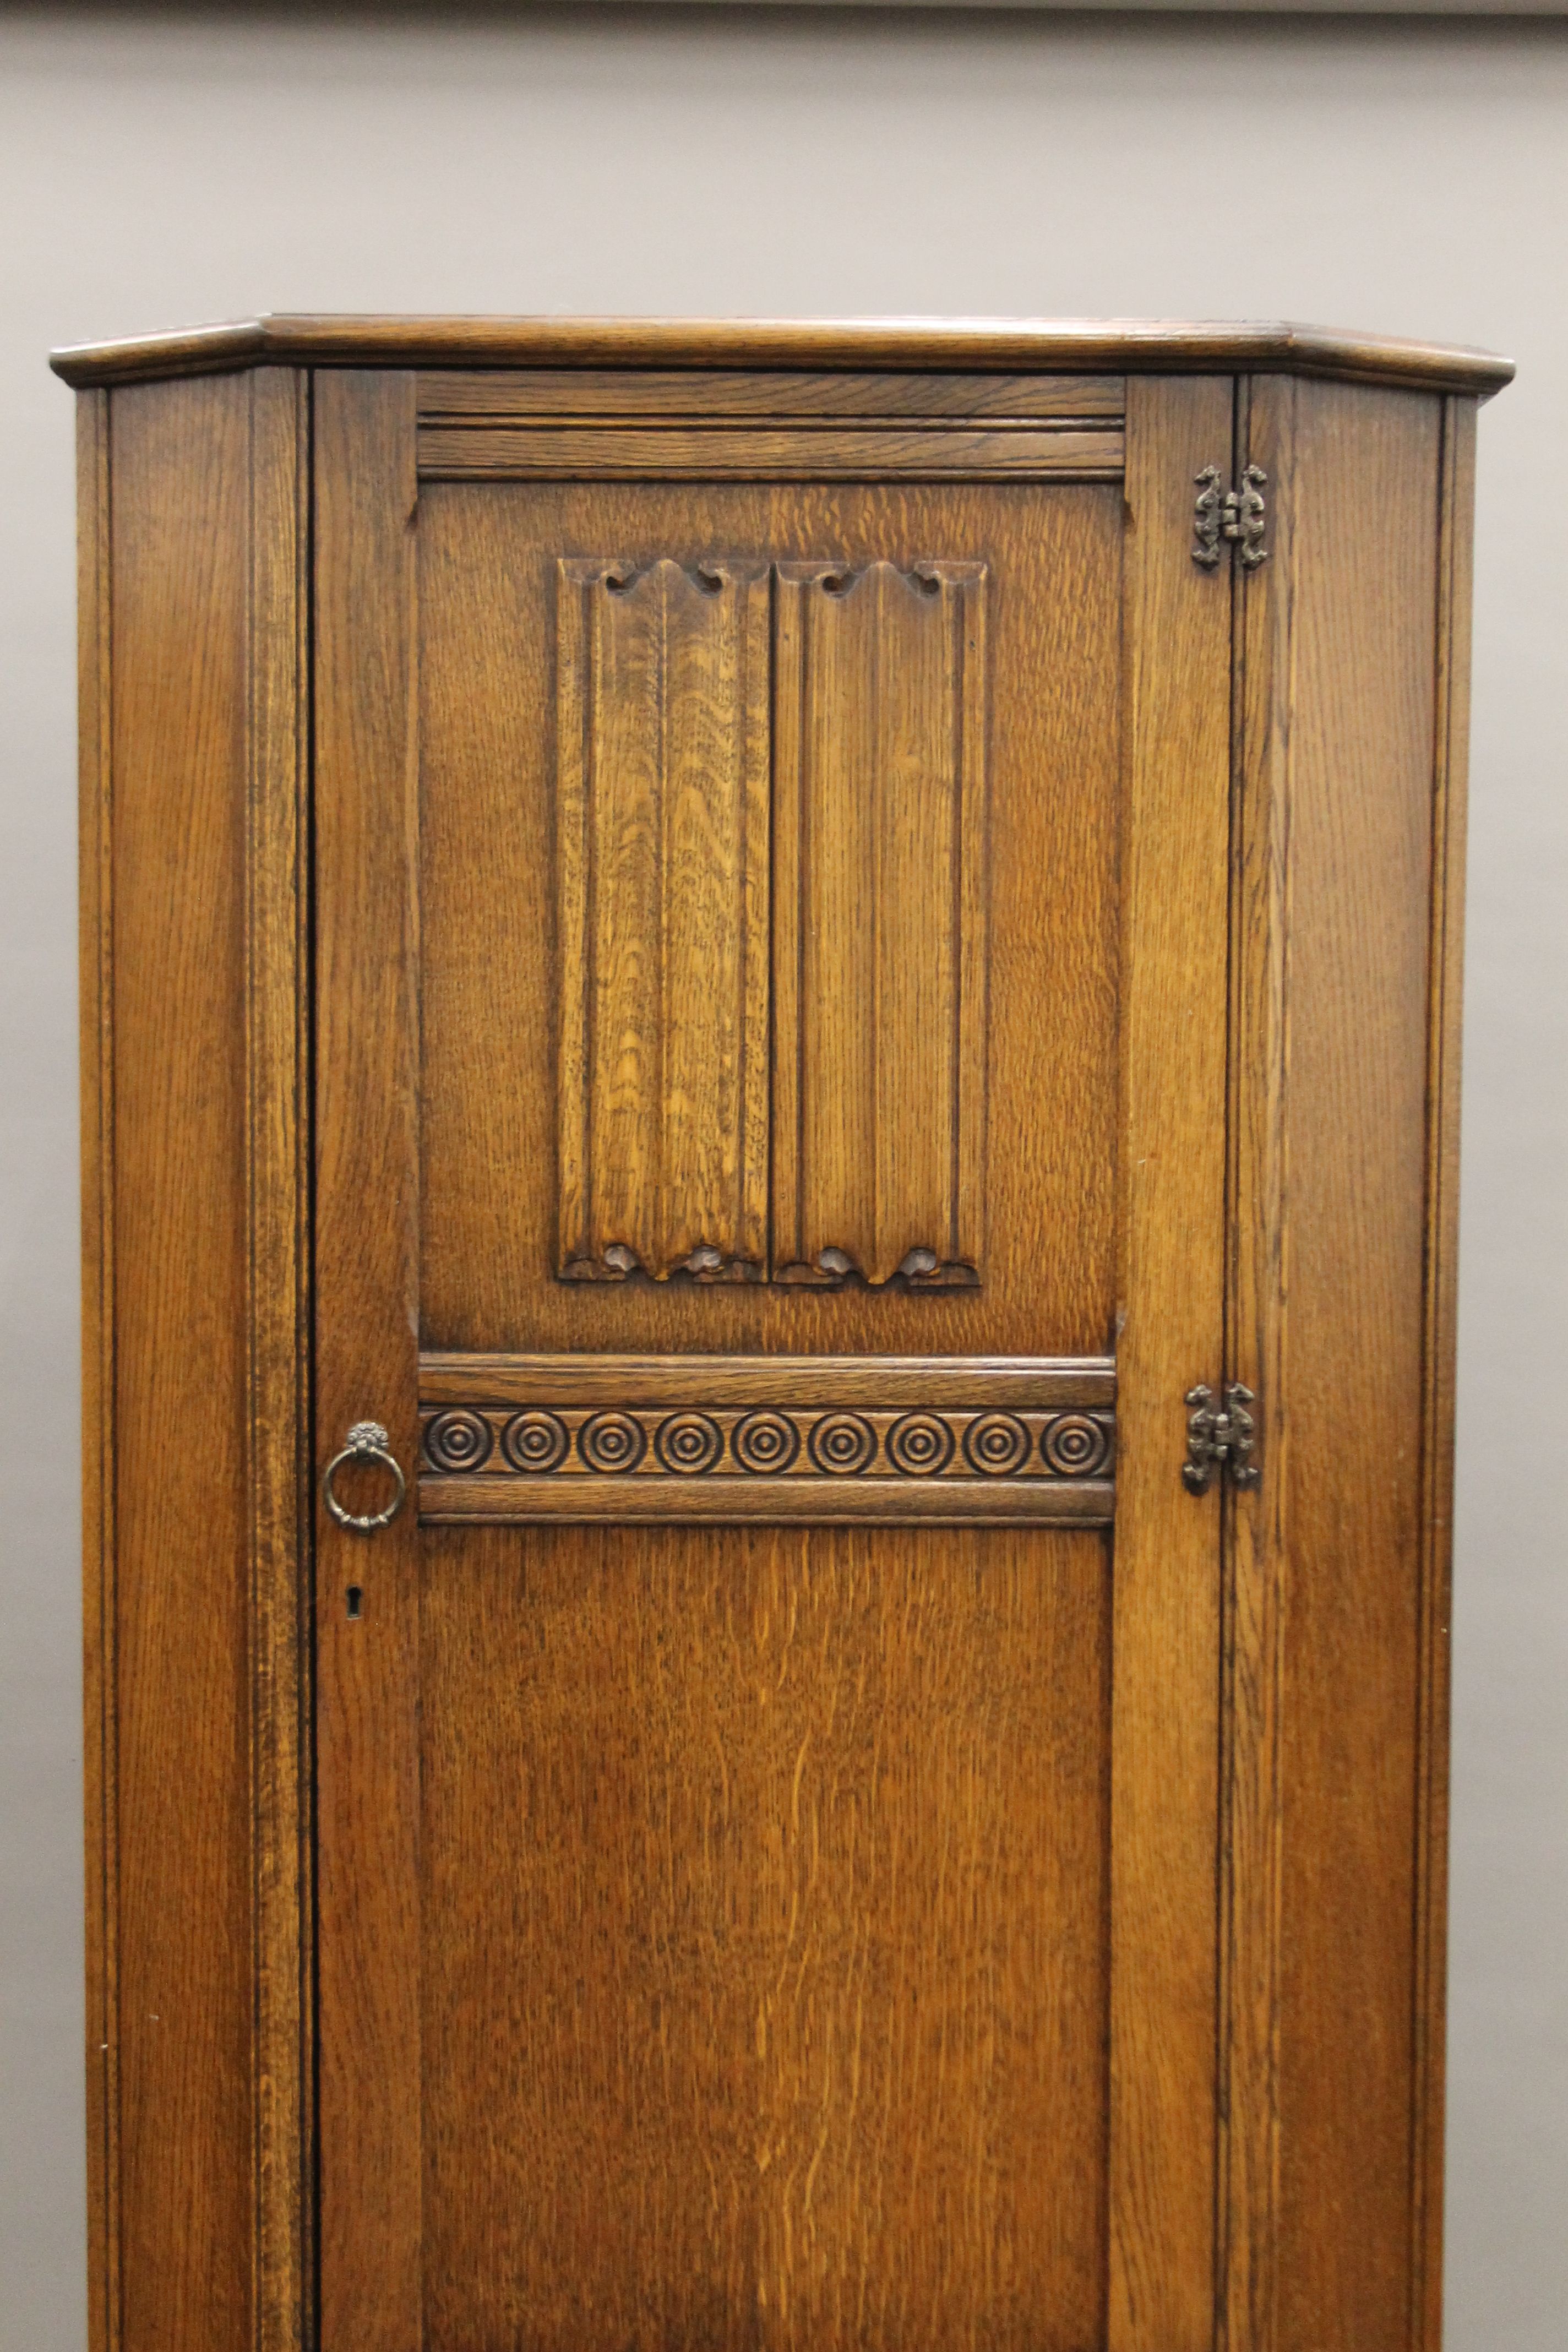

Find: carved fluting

[556,555,772,1286]
[420,1403,1113,1483]
[772,558,989,1288]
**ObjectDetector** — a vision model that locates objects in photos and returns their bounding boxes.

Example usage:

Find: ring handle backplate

[322,1420,407,1534]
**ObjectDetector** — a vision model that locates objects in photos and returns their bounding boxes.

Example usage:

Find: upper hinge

[1192,464,1269,571]
[1183,1381,1261,1493]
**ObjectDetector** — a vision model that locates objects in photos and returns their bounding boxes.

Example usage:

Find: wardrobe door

[312,369,1233,2352]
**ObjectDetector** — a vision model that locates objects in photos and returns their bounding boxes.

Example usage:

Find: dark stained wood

[311,372,423,2352]
[417,422,1124,481]
[104,375,258,2352]
[51,312,1514,395]
[417,367,1126,422]
[1107,374,1233,2352]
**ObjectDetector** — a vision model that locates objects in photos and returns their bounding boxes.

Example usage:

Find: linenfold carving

[556,556,772,1286]
[554,553,988,1292]
[772,559,989,1287]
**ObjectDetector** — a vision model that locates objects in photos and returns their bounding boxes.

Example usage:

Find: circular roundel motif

[963,1411,1031,1478]
[731,1409,801,1477]
[655,1411,723,1476]
[809,1411,876,1477]
[1042,1412,1110,1478]
[423,1408,493,1474]
[578,1409,648,1475]
[500,1408,569,1475]
[886,1412,955,1478]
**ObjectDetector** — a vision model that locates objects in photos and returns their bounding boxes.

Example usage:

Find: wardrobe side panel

[92,374,256,2352]
[1271,382,1444,2352]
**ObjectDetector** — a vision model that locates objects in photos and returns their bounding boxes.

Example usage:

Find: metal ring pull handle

[322,1421,407,1534]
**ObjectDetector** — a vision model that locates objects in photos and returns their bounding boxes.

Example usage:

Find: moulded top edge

[48,313,1515,397]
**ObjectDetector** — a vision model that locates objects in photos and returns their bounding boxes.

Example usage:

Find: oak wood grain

[418,478,1121,1360]
[1267,380,1442,2352]
[556,554,772,1281]
[243,366,312,2352]
[1219,368,1293,2352]
[417,1523,1111,2351]
[69,326,1499,2352]
[50,312,1515,395]
[1411,393,1477,2352]
[422,1472,1114,1525]
[420,1352,1114,1409]
[77,383,117,2352]
[312,371,423,2352]
[417,367,1126,423]
[417,422,1124,481]
[340,443,1126,2343]
[106,375,257,2352]
[772,558,987,1285]
[1108,374,1233,2352]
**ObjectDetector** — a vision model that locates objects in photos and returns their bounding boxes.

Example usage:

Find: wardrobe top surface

[50,313,1513,396]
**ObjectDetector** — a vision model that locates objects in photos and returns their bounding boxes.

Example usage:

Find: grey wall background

[1,8,1562,2348]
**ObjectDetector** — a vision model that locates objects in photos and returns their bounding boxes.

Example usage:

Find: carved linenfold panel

[772,560,989,1288]
[418,1354,1112,1525]
[556,556,771,1284]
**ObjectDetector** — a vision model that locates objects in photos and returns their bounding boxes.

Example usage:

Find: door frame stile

[312,369,425,2352]
[1108,374,1235,2352]
[1216,370,1295,2352]
[245,364,315,2352]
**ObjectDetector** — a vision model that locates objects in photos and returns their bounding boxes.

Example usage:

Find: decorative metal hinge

[1183,1382,1261,1493]
[1193,464,1269,571]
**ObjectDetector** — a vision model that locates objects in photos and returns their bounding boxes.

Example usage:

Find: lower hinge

[1192,464,1269,570]
[1183,1381,1261,1493]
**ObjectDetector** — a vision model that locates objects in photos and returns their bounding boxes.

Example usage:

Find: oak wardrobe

[55,314,1511,2352]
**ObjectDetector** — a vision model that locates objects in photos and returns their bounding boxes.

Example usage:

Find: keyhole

[346,1585,363,1621]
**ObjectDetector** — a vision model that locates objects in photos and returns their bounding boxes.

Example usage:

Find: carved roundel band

[1042,1412,1110,1478]
[423,1408,493,1474]
[655,1410,723,1476]
[963,1411,1031,1477]
[886,1411,956,1477]
[732,1409,801,1476]
[579,1409,647,1475]
[808,1411,876,1477]
[500,1408,570,1474]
